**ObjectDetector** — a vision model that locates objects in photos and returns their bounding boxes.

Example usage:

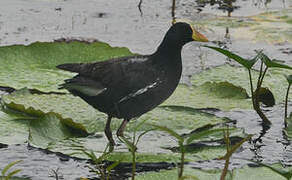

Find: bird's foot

[108,140,116,153]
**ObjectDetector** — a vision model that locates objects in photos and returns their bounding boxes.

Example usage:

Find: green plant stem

[259,67,268,88]
[257,60,264,86]
[220,158,230,180]
[220,128,230,180]
[178,144,185,179]
[132,150,136,180]
[285,83,291,127]
[132,131,137,180]
[254,65,271,125]
[248,69,255,108]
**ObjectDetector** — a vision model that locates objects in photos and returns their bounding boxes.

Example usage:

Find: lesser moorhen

[57,22,208,147]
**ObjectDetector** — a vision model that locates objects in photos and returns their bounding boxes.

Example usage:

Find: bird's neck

[156,37,183,56]
[154,39,183,66]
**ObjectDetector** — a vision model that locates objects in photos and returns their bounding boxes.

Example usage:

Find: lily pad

[196,9,292,43]
[28,114,77,148]
[135,167,223,180]
[136,163,291,180]
[0,40,133,92]
[2,87,235,134]
[189,64,291,108]
[2,88,106,134]
[1,87,247,163]
[0,108,30,145]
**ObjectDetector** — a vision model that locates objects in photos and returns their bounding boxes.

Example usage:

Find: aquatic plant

[81,144,120,180]
[204,46,292,127]
[0,160,22,180]
[247,160,292,180]
[219,127,252,180]
[151,123,226,180]
[119,119,154,180]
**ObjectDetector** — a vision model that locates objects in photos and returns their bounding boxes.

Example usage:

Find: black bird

[57,22,208,147]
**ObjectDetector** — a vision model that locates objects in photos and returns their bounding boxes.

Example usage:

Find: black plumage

[57,22,208,147]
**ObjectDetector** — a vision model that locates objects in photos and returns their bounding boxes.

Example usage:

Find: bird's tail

[56,63,84,73]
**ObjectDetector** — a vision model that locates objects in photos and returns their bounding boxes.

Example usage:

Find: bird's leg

[117,119,137,151]
[117,119,129,137]
[104,115,115,148]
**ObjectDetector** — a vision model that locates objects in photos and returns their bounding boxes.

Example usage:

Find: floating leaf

[191,64,291,105]
[0,40,133,92]
[247,160,292,180]
[0,108,30,145]
[2,88,105,134]
[186,128,227,145]
[28,114,78,148]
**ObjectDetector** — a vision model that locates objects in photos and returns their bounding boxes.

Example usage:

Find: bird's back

[57,54,182,119]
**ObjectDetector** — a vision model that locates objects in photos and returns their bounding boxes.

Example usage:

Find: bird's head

[165,22,208,46]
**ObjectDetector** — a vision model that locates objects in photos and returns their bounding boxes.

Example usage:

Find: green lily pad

[0,40,133,92]
[136,163,292,180]
[196,9,292,43]
[2,87,235,133]
[233,163,291,180]
[189,64,291,108]
[0,108,30,145]
[28,114,77,148]
[135,167,223,180]
[166,81,252,111]
[137,105,233,131]
[2,88,106,134]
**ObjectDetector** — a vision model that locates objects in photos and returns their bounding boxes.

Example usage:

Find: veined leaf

[260,52,292,70]
[186,128,227,145]
[204,45,256,69]
[149,124,183,142]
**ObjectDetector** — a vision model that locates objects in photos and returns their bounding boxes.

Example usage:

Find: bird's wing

[59,75,107,96]
[57,55,158,96]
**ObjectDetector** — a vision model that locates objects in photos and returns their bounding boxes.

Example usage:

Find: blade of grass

[5,169,22,180]
[1,160,22,177]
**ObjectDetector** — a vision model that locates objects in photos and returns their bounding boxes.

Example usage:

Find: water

[0,0,292,179]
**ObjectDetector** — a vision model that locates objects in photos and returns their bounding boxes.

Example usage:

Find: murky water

[1,0,292,179]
